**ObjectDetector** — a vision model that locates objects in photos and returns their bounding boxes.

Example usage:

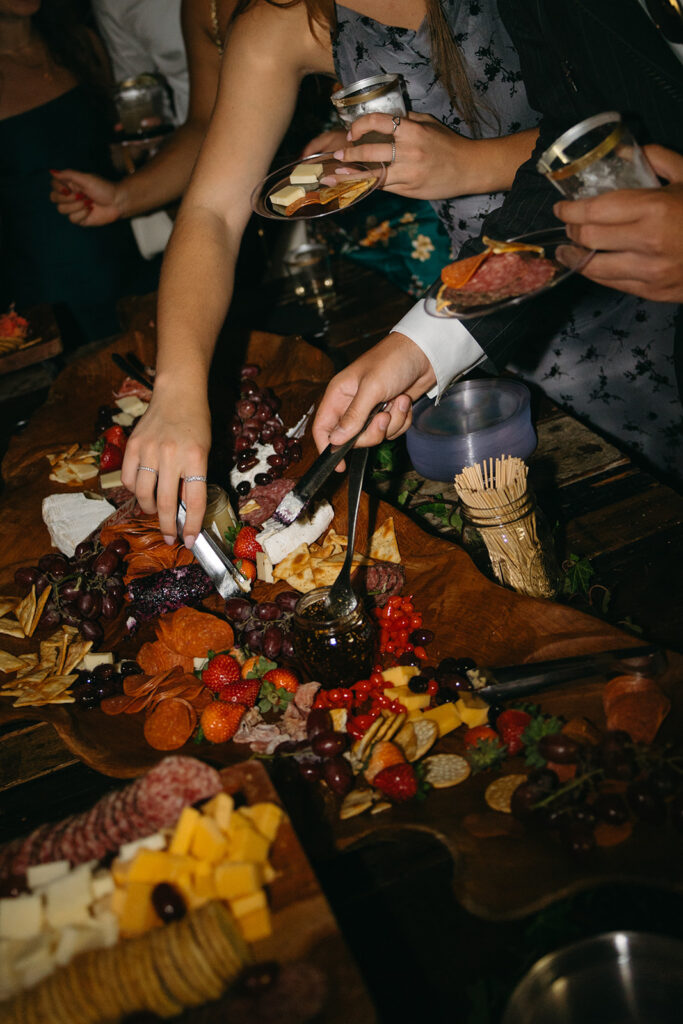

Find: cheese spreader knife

[474,644,663,704]
[264,401,388,530]
[177,501,250,598]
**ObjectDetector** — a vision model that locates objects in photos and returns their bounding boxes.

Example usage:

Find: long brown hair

[231,0,484,135]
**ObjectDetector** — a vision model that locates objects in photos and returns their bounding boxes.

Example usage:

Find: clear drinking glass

[537,111,660,199]
[331,73,407,144]
[283,242,336,311]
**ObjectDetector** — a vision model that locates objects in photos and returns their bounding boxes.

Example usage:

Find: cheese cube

[111,859,133,887]
[229,889,266,919]
[455,693,489,728]
[269,184,305,207]
[240,803,283,843]
[420,702,462,737]
[26,860,70,890]
[169,806,201,856]
[99,470,123,490]
[128,850,193,884]
[190,816,229,863]
[0,895,43,940]
[111,412,134,427]
[227,825,270,864]
[238,905,272,943]
[54,925,104,966]
[78,652,114,672]
[256,551,274,583]
[214,862,261,901]
[194,872,217,902]
[118,832,166,863]
[90,871,115,901]
[261,861,279,885]
[193,657,208,672]
[118,882,159,937]
[13,934,55,988]
[115,395,149,417]
[203,792,234,834]
[289,161,323,184]
[381,665,420,687]
[383,688,430,711]
[43,865,92,930]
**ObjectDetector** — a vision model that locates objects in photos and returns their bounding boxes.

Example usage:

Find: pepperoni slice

[101,694,136,715]
[143,698,195,750]
[160,607,234,659]
[137,639,194,674]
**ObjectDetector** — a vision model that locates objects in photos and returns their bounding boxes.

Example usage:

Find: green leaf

[244,655,277,679]
[561,552,595,596]
[92,436,105,454]
[223,525,239,551]
[618,616,644,636]
[397,479,421,506]
[466,738,507,773]
[521,714,564,767]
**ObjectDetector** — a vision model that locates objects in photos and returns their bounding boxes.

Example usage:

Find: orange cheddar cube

[238,905,272,943]
[118,882,159,938]
[190,816,229,864]
[214,862,261,901]
[169,806,201,856]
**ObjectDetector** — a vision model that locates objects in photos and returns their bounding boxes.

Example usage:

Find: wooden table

[1,265,682,1021]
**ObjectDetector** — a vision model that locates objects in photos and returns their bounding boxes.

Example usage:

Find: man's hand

[555,145,683,303]
[312,333,436,469]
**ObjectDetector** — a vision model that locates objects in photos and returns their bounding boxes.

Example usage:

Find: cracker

[423,753,471,788]
[393,721,418,761]
[63,640,92,675]
[340,788,374,819]
[14,587,37,636]
[412,718,439,760]
[0,650,24,673]
[0,599,17,618]
[273,542,316,592]
[29,587,51,637]
[485,774,527,814]
[368,517,401,563]
[0,617,25,638]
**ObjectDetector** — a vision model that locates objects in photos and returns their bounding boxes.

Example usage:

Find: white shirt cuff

[392,300,486,399]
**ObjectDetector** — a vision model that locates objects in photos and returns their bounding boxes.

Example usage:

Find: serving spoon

[324,447,369,618]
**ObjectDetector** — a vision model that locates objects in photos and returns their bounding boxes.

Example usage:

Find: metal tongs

[177,501,250,598]
[263,401,388,530]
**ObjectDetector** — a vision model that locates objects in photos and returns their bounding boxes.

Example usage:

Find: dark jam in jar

[292,587,376,689]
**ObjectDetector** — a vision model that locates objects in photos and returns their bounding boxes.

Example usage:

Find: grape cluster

[224,590,299,660]
[72,659,142,710]
[510,729,683,856]
[14,538,129,645]
[231,365,302,497]
[298,709,354,796]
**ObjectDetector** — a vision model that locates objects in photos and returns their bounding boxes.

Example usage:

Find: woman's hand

[555,145,683,304]
[312,333,436,469]
[302,127,348,157]
[49,170,121,226]
[121,385,212,547]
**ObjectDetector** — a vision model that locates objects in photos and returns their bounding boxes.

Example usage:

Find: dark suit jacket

[465,0,683,391]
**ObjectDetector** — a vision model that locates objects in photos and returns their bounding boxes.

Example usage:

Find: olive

[306,708,332,740]
[288,441,302,462]
[322,756,354,796]
[408,676,429,694]
[254,472,273,486]
[487,703,506,728]
[272,436,287,455]
[409,628,434,646]
[527,767,559,794]
[627,780,666,825]
[151,882,186,923]
[93,663,115,683]
[119,661,143,678]
[537,733,581,764]
[236,480,251,497]
[311,730,346,759]
[397,651,419,667]
[435,657,461,681]
[594,793,629,825]
[237,455,258,472]
[438,671,472,694]
[454,657,477,674]
[561,821,596,858]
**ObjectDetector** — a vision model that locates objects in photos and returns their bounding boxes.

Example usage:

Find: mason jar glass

[293,587,376,688]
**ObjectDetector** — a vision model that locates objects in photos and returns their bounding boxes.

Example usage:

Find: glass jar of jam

[292,587,376,689]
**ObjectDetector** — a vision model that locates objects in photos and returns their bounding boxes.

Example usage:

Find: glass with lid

[293,587,376,688]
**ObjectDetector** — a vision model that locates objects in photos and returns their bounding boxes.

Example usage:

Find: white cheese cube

[26,860,70,890]
[89,910,119,947]
[43,865,92,930]
[111,412,134,427]
[259,500,334,565]
[78,652,114,671]
[115,396,149,418]
[0,895,43,940]
[193,657,208,672]
[269,184,305,207]
[90,872,114,901]
[54,925,104,966]
[13,933,55,988]
[99,469,123,490]
[256,550,274,583]
[290,162,323,184]
[117,832,166,863]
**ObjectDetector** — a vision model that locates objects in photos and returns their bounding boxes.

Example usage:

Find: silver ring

[391,115,401,132]
[183,475,208,483]
[390,139,396,164]
[137,465,158,475]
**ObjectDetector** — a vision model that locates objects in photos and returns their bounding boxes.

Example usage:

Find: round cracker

[423,754,471,789]
[485,774,528,814]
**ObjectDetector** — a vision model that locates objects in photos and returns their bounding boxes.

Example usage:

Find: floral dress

[330,2,683,486]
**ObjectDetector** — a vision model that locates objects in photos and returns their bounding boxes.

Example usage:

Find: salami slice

[136,757,222,829]
[238,478,296,527]
[440,251,558,309]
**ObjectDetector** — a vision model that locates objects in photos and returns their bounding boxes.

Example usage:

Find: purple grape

[312,730,346,758]
[255,404,271,423]
[109,538,130,557]
[280,635,296,660]
[322,756,354,796]
[119,661,142,677]
[288,441,302,462]
[234,436,254,454]
[61,604,82,627]
[538,733,581,764]
[92,550,119,577]
[272,436,287,455]
[299,760,323,783]
[236,399,256,420]
[262,625,283,659]
[78,591,102,619]
[80,620,103,644]
[254,602,281,621]
[306,708,332,740]
[34,574,50,596]
[101,594,119,620]
[38,608,61,630]
[224,597,253,622]
[244,628,263,653]
[74,541,93,559]
[259,426,275,444]
[240,364,259,379]
[275,590,299,612]
[14,566,39,588]
[241,427,259,445]
[60,582,83,603]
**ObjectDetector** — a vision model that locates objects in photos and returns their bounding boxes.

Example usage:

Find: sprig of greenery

[561,553,595,596]
[522,714,565,768]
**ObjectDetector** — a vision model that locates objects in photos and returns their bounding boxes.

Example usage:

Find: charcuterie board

[1,325,682,922]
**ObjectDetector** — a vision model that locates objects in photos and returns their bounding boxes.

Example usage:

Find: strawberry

[99,442,123,471]
[263,667,300,693]
[495,709,532,756]
[200,701,244,743]
[102,425,127,451]
[202,653,241,693]
[372,762,418,803]
[220,678,261,707]
[236,559,256,586]
[258,679,295,714]
[463,725,499,749]
[241,655,277,680]
[365,740,405,784]
[232,526,262,560]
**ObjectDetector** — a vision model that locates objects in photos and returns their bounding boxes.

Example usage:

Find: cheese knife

[474,644,663,704]
[264,400,388,529]
[176,501,250,598]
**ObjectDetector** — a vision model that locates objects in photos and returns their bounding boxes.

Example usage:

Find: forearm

[458,128,538,195]
[154,204,239,393]
[112,122,206,219]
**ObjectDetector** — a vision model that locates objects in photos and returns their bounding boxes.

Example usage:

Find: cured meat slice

[353,561,406,607]
[112,376,153,402]
[440,251,558,310]
[136,758,222,829]
[238,478,296,527]
[136,640,194,676]
[144,699,195,750]
[158,607,235,659]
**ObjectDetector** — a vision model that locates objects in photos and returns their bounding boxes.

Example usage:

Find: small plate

[251,151,386,220]
[424,228,594,320]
